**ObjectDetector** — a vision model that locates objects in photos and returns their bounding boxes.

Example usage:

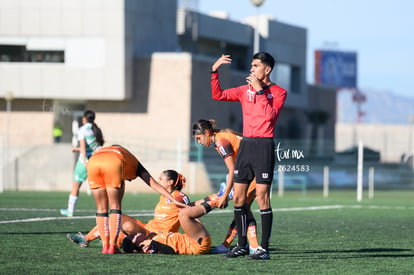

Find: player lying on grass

[66,171,232,250]
[122,200,218,254]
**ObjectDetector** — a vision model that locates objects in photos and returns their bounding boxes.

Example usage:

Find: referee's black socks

[234,205,248,247]
[260,208,273,252]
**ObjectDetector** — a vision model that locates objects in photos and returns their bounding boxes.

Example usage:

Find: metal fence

[193,137,414,193]
[1,136,413,193]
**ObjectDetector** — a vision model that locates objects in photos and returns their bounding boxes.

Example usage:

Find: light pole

[408,115,414,171]
[3,91,14,192]
[250,0,265,55]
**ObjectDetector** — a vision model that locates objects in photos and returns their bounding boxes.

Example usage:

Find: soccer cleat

[66,232,89,248]
[217,182,227,197]
[217,182,234,200]
[249,246,259,255]
[107,246,121,254]
[102,246,109,254]
[248,246,270,260]
[210,244,230,254]
[224,245,249,258]
[60,209,73,217]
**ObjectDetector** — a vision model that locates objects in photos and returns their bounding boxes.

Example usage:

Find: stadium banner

[314,50,357,88]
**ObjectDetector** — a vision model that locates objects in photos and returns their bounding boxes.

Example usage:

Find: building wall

[0,0,126,100]
[0,111,53,146]
[0,53,232,193]
[127,0,178,56]
[265,20,308,110]
[336,123,414,162]
[307,85,337,141]
[0,1,311,192]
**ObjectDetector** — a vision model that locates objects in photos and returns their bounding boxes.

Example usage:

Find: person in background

[53,123,63,143]
[60,110,104,217]
[210,52,287,260]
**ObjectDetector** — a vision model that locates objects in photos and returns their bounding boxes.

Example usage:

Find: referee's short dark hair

[253,52,275,70]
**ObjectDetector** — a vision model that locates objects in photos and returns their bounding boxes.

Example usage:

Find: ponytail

[92,124,105,146]
[163,170,186,191]
[83,110,104,146]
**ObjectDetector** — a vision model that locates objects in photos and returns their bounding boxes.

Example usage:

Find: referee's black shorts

[234,137,275,185]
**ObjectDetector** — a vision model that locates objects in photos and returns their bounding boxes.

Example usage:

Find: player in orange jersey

[66,169,190,248]
[192,119,259,254]
[122,201,215,254]
[86,145,188,254]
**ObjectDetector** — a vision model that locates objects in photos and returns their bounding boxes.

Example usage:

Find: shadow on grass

[270,247,414,259]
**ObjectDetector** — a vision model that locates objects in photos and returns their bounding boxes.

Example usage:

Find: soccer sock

[247,218,259,249]
[96,212,109,248]
[200,202,213,213]
[109,209,122,247]
[234,205,248,247]
[85,226,100,242]
[260,208,273,251]
[204,193,218,202]
[222,220,237,248]
[67,195,78,213]
[193,194,218,206]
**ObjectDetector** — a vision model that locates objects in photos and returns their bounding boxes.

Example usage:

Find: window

[0,45,25,62]
[0,45,64,63]
[273,63,301,94]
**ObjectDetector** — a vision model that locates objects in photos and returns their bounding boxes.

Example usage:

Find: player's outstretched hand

[216,195,229,209]
[212,54,232,72]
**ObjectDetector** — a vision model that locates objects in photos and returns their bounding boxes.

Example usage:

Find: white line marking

[0,205,412,224]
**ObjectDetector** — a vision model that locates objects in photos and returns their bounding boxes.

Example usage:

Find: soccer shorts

[234,137,275,184]
[154,232,212,255]
[73,159,87,183]
[87,153,123,189]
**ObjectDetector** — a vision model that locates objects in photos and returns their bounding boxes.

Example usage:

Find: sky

[192,0,414,99]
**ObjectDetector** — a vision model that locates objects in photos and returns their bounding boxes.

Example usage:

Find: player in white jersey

[60,110,104,217]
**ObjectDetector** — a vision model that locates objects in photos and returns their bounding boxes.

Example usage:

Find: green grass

[0,190,413,274]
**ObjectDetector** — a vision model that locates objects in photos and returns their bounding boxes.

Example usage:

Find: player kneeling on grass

[122,202,215,254]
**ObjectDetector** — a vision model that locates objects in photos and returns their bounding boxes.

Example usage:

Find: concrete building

[0,0,321,193]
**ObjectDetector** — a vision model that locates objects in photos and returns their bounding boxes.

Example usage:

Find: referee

[209,52,287,260]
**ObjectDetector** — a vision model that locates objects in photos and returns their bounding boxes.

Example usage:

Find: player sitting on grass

[122,200,218,254]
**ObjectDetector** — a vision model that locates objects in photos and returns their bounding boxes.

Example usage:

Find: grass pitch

[0,190,413,274]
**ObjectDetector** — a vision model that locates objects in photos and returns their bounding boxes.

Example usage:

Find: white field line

[0,205,412,224]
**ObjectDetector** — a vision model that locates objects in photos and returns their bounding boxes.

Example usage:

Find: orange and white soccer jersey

[87,145,140,189]
[214,130,242,163]
[152,232,212,255]
[145,190,190,234]
[215,131,256,201]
